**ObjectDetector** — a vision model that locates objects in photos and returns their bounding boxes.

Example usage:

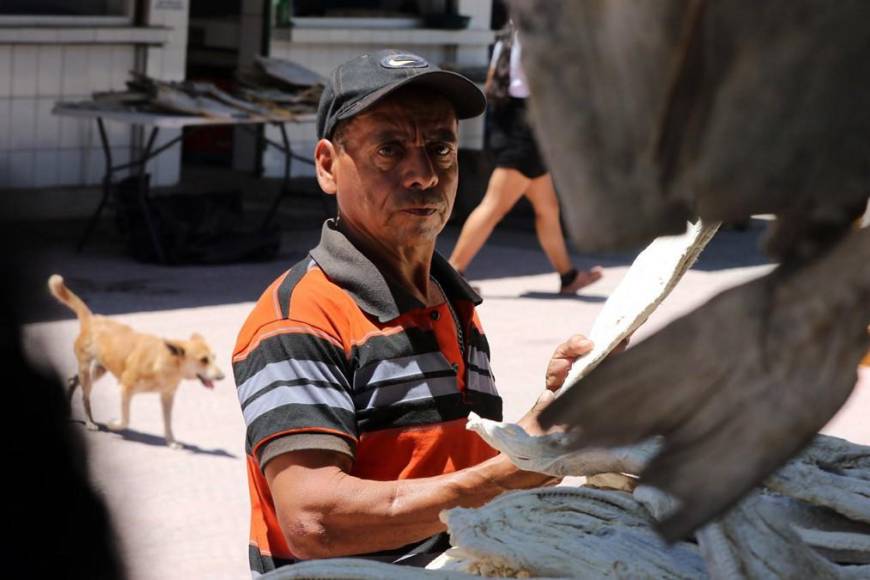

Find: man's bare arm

[265,447,552,559]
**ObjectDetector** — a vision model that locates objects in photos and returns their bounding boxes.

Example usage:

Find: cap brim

[335,69,487,126]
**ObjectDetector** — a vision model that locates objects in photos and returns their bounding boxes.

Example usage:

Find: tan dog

[48,274,225,449]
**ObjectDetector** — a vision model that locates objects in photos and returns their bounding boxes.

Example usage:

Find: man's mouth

[197,374,215,389]
[403,208,437,216]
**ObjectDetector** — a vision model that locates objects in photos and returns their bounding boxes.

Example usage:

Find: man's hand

[544,334,595,391]
[544,334,631,392]
[516,389,557,437]
[513,333,595,438]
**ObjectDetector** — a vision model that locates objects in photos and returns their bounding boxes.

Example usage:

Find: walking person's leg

[448,167,529,273]
[525,173,603,294]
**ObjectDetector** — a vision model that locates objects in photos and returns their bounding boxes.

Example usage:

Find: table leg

[137,127,168,264]
[76,118,114,252]
[261,122,292,229]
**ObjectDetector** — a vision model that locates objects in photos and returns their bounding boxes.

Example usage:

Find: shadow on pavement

[480,291,608,302]
[16,218,315,323]
[519,292,608,302]
[16,212,772,324]
[116,430,237,458]
[70,420,237,458]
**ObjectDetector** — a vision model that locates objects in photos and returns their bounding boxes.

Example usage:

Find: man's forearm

[267,451,551,559]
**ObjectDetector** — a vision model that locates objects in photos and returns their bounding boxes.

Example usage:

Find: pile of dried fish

[66,57,323,120]
[236,56,324,119]
[120,72,273,118]
[425,435,870,578]
[439,487,705,578]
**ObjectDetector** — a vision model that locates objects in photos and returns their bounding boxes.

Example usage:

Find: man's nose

[402,148,439,190]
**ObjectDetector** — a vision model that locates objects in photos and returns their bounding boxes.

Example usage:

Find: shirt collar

[309,219,482,322]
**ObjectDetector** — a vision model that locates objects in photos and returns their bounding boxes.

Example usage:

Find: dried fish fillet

[558,219,720,396]
[256,56,324,87]
[186,81,272,117]
[466,411,657,478]
[153,85,247,119]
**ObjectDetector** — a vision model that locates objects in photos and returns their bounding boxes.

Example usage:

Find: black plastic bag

[114,174,280,264]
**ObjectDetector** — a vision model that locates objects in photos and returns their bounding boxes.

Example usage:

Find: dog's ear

[190,332,204,342]
[164,341,186,357]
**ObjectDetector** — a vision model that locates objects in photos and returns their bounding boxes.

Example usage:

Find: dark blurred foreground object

[513,0,870,253]
[114,175,281,265]
[3,242,126,578]
[510,0,870,540]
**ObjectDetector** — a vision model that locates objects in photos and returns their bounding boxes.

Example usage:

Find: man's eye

[378,145,401,157]
[430,143,453,156]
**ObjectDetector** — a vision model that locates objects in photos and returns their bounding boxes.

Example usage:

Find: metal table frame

[53,105,316,263]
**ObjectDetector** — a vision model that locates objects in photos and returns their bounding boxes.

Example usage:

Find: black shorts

[485,97,547,179]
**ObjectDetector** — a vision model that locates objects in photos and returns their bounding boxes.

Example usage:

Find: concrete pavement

[22,218,870,579]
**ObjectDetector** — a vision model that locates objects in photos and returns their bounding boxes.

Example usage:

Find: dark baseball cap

[316,49,487,139]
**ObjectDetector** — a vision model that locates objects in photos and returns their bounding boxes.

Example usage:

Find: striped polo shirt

[233,220,503,575]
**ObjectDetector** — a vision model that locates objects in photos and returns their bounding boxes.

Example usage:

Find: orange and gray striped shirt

[233,220,502,576]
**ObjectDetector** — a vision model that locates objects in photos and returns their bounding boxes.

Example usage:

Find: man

[232,49,594,575]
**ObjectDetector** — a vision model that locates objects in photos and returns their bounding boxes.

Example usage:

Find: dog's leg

[79,371,100,431]
[66,375,80,406]
[72,341,101,430]
[160,391,181,450]
[108,386,131,433]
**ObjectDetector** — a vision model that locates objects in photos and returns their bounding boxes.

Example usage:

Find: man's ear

[164,341,186,357]
[315,138,338,195]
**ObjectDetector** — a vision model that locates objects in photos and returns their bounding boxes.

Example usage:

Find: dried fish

[153,85,245,118]
[466,411,657,478]
[440,487,705,578]
[766,435,870,525]
[69,69,320,121]
[255,56,324,87]
[697,493,870,580]
[558,219,719,396]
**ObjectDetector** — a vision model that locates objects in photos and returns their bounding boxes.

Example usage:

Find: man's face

[323,89,460,249]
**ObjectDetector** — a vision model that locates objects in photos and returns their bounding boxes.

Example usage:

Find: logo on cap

[380,54,428,69]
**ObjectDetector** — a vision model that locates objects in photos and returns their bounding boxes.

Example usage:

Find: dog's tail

[48,275,93,325]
